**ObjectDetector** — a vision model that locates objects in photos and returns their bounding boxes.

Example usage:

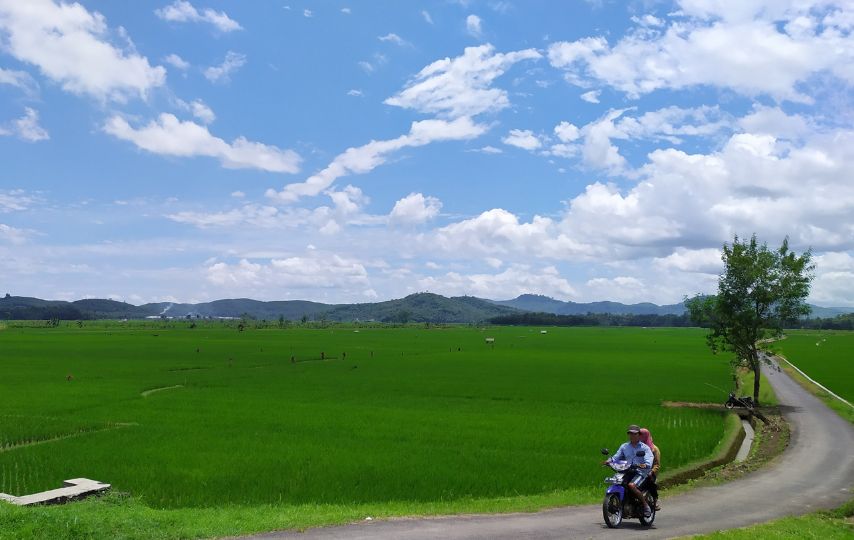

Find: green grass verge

[0,488,601,540]
[684,499,854,539]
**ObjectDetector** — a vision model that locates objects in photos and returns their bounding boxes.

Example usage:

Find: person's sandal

[655,502,661,511]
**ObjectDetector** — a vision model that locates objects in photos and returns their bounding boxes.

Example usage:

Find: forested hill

[0,292,850,323]
[322,293,519,323]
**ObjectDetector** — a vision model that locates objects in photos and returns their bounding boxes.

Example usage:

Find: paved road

[247,359,854,539]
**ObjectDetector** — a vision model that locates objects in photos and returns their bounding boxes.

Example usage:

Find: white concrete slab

[0,478,110,506]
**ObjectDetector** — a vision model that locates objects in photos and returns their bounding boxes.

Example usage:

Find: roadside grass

[0,488,610,540]
[684,498,854,539]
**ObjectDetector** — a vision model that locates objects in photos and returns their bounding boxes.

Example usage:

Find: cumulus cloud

[502,129,542,150]
[385,44,541,118]
[204,51,246,83]
[466,14,483,38]
[155,1,242,32]
[206,253,370,291]
[0,0,166,101]
[266,116,486,203]
[547,2,854,102]
[389,193,443,224]
[554,121,580,142]
[417,265,577,300]
[189,99,215,124]
[104,113,301,173]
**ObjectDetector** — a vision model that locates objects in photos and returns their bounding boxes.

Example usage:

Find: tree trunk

[753,361,761,406]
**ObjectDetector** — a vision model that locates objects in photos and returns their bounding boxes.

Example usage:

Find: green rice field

[775,331,854,403]
[0,323,733,509]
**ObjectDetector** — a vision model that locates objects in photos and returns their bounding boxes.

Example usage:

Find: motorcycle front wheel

[602,493,623,528]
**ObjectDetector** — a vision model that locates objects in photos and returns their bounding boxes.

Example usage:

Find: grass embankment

[684,499,854,539]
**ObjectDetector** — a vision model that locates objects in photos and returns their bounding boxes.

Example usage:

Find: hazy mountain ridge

[0,293,850,322]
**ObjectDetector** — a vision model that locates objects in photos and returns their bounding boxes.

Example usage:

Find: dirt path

[244,360,854,539]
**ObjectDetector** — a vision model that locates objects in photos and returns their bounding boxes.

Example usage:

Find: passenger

[640,427,661,510]
[603,424,654,518]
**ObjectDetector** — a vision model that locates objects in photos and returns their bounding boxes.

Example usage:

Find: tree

[686,234,814,405]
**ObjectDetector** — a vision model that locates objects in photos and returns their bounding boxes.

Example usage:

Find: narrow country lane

[242,357,854,539]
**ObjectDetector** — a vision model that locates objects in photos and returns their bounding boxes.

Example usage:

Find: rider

[603,424,654,518]
[639,427,661,510]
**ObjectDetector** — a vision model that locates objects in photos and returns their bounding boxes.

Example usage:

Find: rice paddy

[775,331,854,403]
[0,323,734,509]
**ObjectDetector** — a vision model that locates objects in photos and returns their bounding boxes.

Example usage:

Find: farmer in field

[603,424,654,518]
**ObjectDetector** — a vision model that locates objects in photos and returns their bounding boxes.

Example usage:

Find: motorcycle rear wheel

[602,493,623,528]
[638,492,656,526]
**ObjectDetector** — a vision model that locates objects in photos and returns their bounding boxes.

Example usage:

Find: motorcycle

[725,392,754,409]
[600,449,657,528]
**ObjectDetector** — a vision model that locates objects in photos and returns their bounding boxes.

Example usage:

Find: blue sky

[1,0,853,306]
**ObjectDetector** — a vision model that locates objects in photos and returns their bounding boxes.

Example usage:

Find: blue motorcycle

[600,449,657,528]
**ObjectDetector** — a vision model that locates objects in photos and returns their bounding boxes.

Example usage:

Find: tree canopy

[686,234,814,405]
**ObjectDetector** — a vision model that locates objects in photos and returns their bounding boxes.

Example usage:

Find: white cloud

[164,53,190,70]
[584,276,647,303]
[475,145,503,154]
[347,89,363,97]
[389,193,443,225]
[206,253,370,291]
[204,51,246,83]
[0,0,166,101]
[155,1,241,32]
[502,129,542,150]
[358,61,375,73]
[422,10,433,24]
[231,191,245,198]
[385,44,541,118]
[189,99,215,124]
[104,113,302,173]
[653,248,722,273]
[466,14,483,38]
[341,7,351,14]
[580,90,600,103]
[11,107,49,142]
[0,189,38,213]
[266,116,486,203]
[579,109,629,173]
[378,33,410,46]
[738,105,811,139]
[0,67,37,95]
[547,3,854,102]
[554,121,580,142]
[303,9,313,18]
[418,265,577,300]
[0,223,28,244]
[810,252,854,306]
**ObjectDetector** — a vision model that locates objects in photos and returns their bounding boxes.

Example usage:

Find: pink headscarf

[640,428,654,448]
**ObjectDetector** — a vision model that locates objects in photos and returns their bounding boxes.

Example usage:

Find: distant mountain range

[0,292,850,322]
